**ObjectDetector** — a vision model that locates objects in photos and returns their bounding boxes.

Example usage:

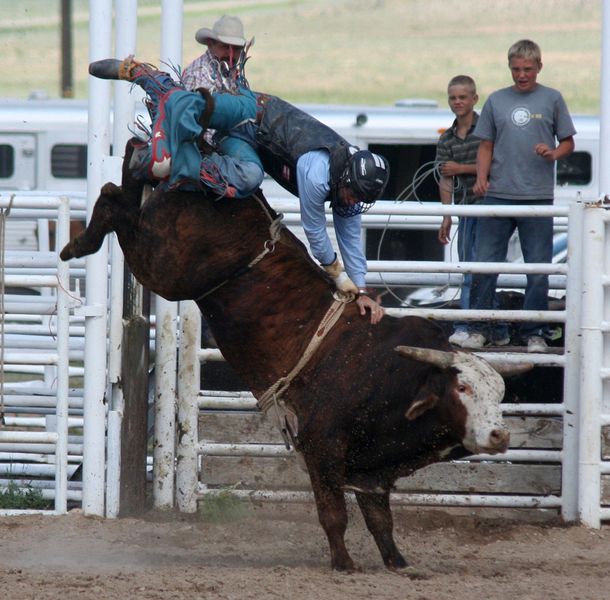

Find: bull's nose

[489,428,510,452]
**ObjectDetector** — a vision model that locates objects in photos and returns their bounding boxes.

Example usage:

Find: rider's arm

[296,151,336,268]
[332,210,366,289]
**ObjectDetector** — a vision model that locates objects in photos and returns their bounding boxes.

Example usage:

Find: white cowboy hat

[195,15,246,47]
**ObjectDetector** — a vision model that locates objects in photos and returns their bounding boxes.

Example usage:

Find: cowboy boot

[89,55,149,81]
[89,59,121,80]
[89,57,127,80]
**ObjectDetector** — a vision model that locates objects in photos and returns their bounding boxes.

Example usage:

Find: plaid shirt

[182,50,243,145]
[435,112,480,204]
[182,50,242,93]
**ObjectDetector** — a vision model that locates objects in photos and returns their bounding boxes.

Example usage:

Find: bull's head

[395,346,511,455]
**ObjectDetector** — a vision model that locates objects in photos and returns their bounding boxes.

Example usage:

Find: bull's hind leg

[355,490,408,570]
[59,182,125,260]
[304,457,355,571]
[311,483,355,571]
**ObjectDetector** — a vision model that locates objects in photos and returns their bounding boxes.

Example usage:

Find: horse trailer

[0,96,598,266]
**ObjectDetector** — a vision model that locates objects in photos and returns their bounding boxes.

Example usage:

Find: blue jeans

[133,69,263,197]
[453,215,477,333]
[469,197,553,340]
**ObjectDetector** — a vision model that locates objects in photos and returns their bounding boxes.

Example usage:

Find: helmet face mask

[332,150,390,218]
[331,183,373,218]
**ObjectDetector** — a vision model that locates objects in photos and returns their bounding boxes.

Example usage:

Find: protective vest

[254,95,354,201]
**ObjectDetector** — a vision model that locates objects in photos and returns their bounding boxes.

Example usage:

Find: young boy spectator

[457,39,575,353]
[436,75,481,346]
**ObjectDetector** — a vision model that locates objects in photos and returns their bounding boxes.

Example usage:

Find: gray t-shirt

[474,84,576,200]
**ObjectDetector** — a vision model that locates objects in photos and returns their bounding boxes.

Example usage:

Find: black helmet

[333,150,390,217]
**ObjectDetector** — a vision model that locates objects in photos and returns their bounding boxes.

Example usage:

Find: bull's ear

[405,394,439,420]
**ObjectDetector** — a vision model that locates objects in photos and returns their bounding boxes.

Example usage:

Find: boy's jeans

[469,197,553,340]
[453,214,476,333]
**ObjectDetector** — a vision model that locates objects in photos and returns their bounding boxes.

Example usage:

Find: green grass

[0,481,52,510]
[199,486,253,523]
[0,0,602,112]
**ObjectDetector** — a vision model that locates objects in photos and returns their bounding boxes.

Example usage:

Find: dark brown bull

[61,140,510,571]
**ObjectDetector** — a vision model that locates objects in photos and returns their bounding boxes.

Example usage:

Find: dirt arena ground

[0,503,609,599]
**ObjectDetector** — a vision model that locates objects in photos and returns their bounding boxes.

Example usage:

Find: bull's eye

[458,384,467,393]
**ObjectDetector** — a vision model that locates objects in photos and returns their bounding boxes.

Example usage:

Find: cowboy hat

[195,15,246,47]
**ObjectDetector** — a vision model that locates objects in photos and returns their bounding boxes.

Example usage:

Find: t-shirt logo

[511,107,531,127]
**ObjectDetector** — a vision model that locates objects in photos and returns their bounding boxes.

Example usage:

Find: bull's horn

[395,346,455,368]
[483,360,534,376]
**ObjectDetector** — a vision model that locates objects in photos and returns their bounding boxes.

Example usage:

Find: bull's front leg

[59,182,126,261]
[305,458,355,571]
[355,490,408,570]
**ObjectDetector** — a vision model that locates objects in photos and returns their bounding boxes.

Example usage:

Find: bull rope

[195,192,353,447]
[247,194,355,432]
[245,194,354,418]
[257,293,351,448]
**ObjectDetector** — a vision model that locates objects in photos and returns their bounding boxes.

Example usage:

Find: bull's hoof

[332,561,361,573]
[101,181,122,196]
[60,237,92,261]
[385,554,409,570]
[331,555,358,572]
[59,242,75,261]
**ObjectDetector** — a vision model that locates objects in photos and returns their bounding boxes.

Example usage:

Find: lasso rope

[0,194,15,427]
[376,160,466,308]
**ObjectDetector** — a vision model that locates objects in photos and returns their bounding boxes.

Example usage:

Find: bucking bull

[61,140,516,572]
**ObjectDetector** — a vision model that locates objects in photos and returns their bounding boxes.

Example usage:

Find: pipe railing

[0,193,78,515]
[169,201,585,518]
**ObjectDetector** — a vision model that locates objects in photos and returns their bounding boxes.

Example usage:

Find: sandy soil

[0,504,608,600]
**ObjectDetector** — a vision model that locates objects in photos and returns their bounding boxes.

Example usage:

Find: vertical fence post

[151,0,185,511]
[54,196,71,513]
[578,204,606,526]
[153,298,178,509]
[82,0,113,517]
[560,200,584,521]
[105,0,139,519]
[176,301,201,513]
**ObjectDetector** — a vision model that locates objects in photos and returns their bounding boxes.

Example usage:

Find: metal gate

[0,192,86,515]
[153,199,610,525]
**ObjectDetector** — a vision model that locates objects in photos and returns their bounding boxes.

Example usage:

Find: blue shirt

[296,150,367,287]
